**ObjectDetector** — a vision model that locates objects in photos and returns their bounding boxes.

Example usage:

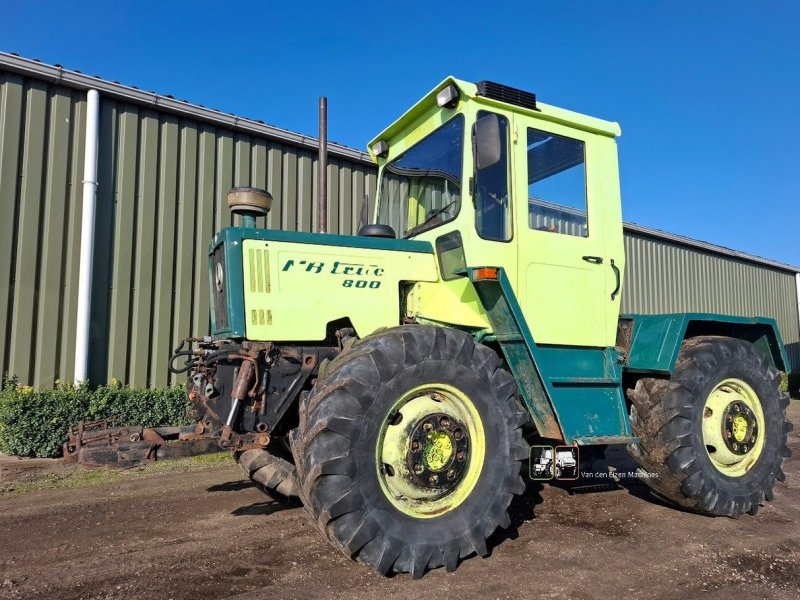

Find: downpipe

[74,89,100,383]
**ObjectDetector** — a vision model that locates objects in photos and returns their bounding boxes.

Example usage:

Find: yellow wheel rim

[702,378,765,477]
[375,383,485,518]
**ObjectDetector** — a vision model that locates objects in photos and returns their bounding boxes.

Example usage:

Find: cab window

[527,128,588,237]
[377,116,464,238]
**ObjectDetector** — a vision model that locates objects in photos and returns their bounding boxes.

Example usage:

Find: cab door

[514,116,618,348]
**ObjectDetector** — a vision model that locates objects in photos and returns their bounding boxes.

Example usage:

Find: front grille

[476,80,538,111]
[211,244,229,332]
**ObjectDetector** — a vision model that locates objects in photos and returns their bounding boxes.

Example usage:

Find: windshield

[376,116,464,237]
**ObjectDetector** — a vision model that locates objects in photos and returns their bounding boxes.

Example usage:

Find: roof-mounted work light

[436,84,460,109]
[371,140,389,158]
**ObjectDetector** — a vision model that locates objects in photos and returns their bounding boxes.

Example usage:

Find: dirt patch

[1,402,799,600]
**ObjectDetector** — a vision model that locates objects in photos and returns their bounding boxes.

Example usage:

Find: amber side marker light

[473,267,499,281]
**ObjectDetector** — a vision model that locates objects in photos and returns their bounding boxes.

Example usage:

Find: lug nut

[423,422,433,432]
[411,440,420,451]
[447,469,456,480]
[413,463,424,474]
[439,416,450,428]
[456,450,465,461]
[428,474,439,485]
[453,428,463,440]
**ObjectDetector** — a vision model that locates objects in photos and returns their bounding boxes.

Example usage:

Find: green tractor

[175,78,792,577]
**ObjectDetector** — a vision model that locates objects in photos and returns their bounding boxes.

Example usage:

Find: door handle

[582,255,603,264]
[610,259,621,301]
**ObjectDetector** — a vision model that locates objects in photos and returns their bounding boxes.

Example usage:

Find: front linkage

[64,334,343,468]
[176,336,340,454]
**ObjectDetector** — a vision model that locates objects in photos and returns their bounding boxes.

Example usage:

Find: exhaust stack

[318,97,328,233]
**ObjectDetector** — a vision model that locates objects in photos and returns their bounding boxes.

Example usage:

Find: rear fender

[622,313,789,375]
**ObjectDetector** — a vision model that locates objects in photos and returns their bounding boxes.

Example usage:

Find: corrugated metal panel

[0,72,86,387]
[622,232,800,370]
[1,64,798,388]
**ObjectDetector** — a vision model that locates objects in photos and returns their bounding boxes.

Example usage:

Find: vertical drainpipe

[74,89,100,383]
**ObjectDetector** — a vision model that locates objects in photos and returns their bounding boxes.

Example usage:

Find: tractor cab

[369,78,625,349]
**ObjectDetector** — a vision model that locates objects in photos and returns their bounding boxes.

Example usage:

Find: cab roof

[368,76,621,160]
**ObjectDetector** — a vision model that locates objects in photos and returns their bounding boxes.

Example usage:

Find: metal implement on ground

[150,77,788,577]
[63,419,219,468]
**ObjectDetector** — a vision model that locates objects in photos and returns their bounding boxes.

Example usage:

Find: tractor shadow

[548,444,685,512]
[486,474,544,554]
[207,479,256,492]
[206,478,301,516]
[231,500,296,516]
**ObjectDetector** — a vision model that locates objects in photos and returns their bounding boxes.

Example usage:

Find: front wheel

[237,446,299,501]
[290,325,529,577]
[627,336,792,516]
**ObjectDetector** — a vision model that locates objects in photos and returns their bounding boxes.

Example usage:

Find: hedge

[0,376,191,458]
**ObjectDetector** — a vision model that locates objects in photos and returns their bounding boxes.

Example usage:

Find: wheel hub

[702,378,765,477]
[406,413,469,489]
[375,384,485,518]
[722,401,758,454]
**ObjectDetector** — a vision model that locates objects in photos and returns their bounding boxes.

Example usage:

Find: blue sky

[3,1,798,265]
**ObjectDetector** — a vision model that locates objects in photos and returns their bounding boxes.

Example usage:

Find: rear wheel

[627,336,792,516]
[289,325,529,577]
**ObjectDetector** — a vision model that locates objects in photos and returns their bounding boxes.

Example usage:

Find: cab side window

[474,111,512,241]
[527,128,588,237]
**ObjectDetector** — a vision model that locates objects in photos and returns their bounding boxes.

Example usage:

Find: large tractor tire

[289,325,529,577]
[237,448,299,501]
[627,336,792,517]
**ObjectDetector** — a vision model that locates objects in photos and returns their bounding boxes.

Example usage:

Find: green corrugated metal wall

[0,72,87,387]
[1,67,798,388]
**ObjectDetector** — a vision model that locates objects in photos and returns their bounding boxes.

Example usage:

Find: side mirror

[474,113,502,170]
